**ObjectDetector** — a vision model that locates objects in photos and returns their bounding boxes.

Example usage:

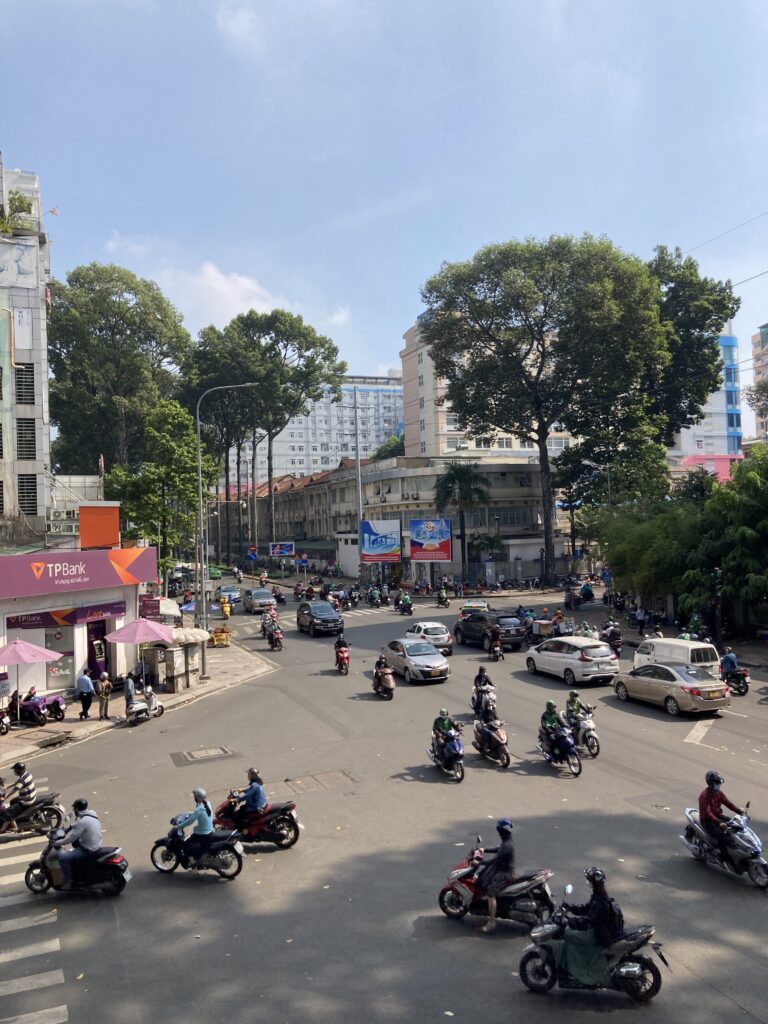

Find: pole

[606,466,612,506]
[354,386,364,584]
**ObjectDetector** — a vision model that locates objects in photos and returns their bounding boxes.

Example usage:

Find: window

[419,397,424,409]
[475,438,491,449]
[419,419,425,432]
[725,367,739,384]
[16,419,36,460]
[696,439,704,450]
[312,446,318,451]
[446,438,458,450]
[418,375,424,387]
[520,440,534,449]
[0,424,3,459]
[497,438,513,448]
[420,442,426,454]
[14,364,34,404]
[17,474,37,515]
[417,352,423,365]
[446,413,459,430]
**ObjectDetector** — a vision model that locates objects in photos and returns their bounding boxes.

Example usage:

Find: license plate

[598,662,611,669]
[123,870,133,881]
[234,842,245,854]
[431,669,442,677]
[708,690,723,699]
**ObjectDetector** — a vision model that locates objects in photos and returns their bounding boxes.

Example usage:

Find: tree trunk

[267,434,276,544]
[251,428,259,553]
[569,507,577,568]
[536,435,556,585]
[459,507,467,583]
[224,447,232,566]
[236,440,243,562]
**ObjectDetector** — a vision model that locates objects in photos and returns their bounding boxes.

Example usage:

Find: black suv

[296,600,344,637]
[453,610,526,651]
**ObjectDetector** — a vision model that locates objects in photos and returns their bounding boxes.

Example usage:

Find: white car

[404,621,454,656]
[526,636,618,685]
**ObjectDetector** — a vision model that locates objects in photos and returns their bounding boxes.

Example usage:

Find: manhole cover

[170,746,236,767]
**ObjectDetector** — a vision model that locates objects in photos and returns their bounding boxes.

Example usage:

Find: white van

[633,638,719,671]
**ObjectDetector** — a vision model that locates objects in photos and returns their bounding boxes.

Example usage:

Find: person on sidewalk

[75,669,96,720]
[96,672,113,720]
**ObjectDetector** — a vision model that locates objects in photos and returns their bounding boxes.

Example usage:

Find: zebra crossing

[0,778,68,1024]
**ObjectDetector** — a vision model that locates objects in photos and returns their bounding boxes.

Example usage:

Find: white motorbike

[567,706,600,758]
[0,708,10,735]
[680,802,768,888]
[126,685,165,726]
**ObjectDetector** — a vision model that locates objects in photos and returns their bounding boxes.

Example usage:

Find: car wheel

[482,635,491,652]
[563,668,576,686]
[310,623,316,638]
[615,682,629,701]
[526,657,538,675]
[404,669,413,685]
[455,630,465,646]
[664,696,680,717]
[445,649,453,657]
[296,620,303,633]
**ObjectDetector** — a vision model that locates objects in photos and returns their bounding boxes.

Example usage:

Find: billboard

[0,548,158,601]
[361,520,402,563]
[269,542,295,558]
[409,519,452,562]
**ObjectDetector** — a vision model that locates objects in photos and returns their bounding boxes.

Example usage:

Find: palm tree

[433,461,491,582]
[473,532,506,562]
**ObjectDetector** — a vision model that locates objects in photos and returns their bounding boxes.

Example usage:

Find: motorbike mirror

[745,800,750,810]
[564,883,573,895]
[475,834,482,844]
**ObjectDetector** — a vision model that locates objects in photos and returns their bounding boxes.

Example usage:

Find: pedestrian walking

[636,608,646,636]
[75,669,96,720]
[96,671,113,720]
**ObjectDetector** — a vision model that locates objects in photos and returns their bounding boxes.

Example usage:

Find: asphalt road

[1,596,767,1024]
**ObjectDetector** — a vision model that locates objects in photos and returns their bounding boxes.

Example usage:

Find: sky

[3,0,768,427]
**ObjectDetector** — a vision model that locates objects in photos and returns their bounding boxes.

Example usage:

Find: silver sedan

[381,639,452,684]
[614,662,731,715]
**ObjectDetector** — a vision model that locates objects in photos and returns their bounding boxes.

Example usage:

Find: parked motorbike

[720,665,749,697]
[28,692,66,722]
[680,802,767,887]
[489,640,504,662]
[335,647,350,675]
[373,665,396,700]
[472,717,511,768]
[427,727,465,782]
[268,628,284,652]
[125,685,165,726]
[9,691,47,727]
[25,827,131,896]
[538,726,582,776]
[214,795,301,848]
[150,814,244,879]
[0,709,10,735]
[0,793,66,835]
[518,890,667,1001]
[567,706,600,758]
[439,836,554,925]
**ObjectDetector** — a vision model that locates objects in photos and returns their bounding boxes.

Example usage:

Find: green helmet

[546,700,556,712]
[569,690,580,699]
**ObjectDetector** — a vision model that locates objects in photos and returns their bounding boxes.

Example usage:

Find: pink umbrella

[0,637,62,695]
[105,619,173,645]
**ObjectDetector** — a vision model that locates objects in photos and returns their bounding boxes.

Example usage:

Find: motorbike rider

[437,586,448,606]
[699,770,744,868]
[232,768,268,830]
[602,620,621,644]
[565,689,586,722]
[5,762,37,820]
[56,799,103,888]
[374,654,390,682]
[487,622,503,650]
[334,634,350,665]
[400,591,412,613]
[178,788,214,864]
[477,818,517,933]
[720,647,738,674]
[472,667,495,710]
[432,707,461,759]
[261,610,275,638]
[539,701,566,757]
[562,867,624,982]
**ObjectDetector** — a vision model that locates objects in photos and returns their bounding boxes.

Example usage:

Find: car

[404,621,454,656]
[526,636,618,685]
[214,584,242,605]
[633,637,719,671]
[457,598,492,620]
[243,588,277,614]
[454,610,527,651]
[614,663,732,716]
[208,566,222,580]
[297,600,344,637]
[380,639,451,684]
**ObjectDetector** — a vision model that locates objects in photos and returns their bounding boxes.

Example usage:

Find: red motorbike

[214,794,301,848]
[268,628,284,652]
[335,647,350,675]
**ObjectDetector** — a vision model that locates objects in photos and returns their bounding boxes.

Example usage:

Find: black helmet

[584,866,606,884]
[11,762,25,775]
[247,768,262,783]
[72,798,88,815]
[706,770,724,789]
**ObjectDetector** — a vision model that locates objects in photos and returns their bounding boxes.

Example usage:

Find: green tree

[433,461,491,580]
[0,190,33,235]
[471,531,505,562]
[372,434,405,460]
[48,264,190,472]
[744,379,768,440]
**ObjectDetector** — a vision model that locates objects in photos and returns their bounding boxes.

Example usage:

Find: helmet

[724,647,732,654]
[247,768,262,783]
[439,708,448,718]
[584,866,606,883]
[569,690,580,699]
[706,770,724,789]
[690,633,698,640]
[99,671,109,680]
[496,817,514,835]
[546,700,556,711]
[11,762,25,775]
[72,798,88,815]
[192,787,207,802]
[478,667,487,675]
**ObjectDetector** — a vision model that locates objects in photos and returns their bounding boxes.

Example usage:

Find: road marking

[0,838,46,850]
[0,1008,68,1024]
[0,937,60,965]
[0,894,35,910]
[0,970,64,997]
[719,708,749,718]
[0,874,26,888]
[684,720,717,745]
[0,911,58,935]
[0,853,43,869]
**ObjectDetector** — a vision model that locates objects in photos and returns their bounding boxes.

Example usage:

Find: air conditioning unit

[412,492,420,500]
[50,509,66,521]
[402,493,410,500]
[61,522,79,535]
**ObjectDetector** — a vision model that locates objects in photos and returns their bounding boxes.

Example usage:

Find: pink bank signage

[0,548,158,601]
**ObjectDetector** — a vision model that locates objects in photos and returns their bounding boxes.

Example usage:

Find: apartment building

[227,373,403,488]
[0,154,52,538]
[751,322,768,439]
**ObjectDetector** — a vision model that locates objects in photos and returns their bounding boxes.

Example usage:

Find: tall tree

[433,460,491,581]
[48,264,190,472]
[744,379,768,440]
[372,434,405,460]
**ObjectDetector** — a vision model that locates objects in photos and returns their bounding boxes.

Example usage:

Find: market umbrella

[105,619,174,645]
[172,627,210,645]
[0,637,62,698]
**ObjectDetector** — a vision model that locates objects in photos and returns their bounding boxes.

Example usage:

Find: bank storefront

[0,548,158,694]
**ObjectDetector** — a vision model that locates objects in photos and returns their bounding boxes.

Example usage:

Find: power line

[732,268,768,288]
[684,208,768,255]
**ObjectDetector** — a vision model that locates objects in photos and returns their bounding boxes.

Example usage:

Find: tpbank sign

[0,548,158,601]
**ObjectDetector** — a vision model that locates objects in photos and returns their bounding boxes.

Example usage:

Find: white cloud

[156,260,286,334]
[327,304,351,327]
[105,229,151,258]
[214,1,264,53]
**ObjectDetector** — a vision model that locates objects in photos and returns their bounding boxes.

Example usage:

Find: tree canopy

[372,434,405,460]
[433,460,490,579]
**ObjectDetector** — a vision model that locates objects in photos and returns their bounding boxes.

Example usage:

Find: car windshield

[405,642,439,657]
[221,586,240,594]
[581,644,612,658]
[424,627,447,635]
[674,665,717,682]
[496,617,520,626]
[252,590,273,600]
[312,602,337,616]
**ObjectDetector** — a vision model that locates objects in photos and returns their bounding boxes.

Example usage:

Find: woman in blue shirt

[179,788,214,863]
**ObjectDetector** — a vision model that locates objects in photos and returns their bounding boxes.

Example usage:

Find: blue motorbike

[538,725,582,777]
[428,727,465,783]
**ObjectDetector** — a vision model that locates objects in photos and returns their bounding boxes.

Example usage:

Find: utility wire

[732,269,768,288]
[684,209,768,255]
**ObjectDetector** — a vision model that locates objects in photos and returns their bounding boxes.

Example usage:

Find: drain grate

[170,746,237,767]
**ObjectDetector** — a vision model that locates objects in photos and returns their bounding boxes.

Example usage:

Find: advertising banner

[269,542,295,558]
[0,549,158,601]
[7,601,127,630]
[361,520,402,563]
[409,519,452,562]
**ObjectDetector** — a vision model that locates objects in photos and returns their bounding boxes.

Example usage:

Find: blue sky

[4,0,768,418]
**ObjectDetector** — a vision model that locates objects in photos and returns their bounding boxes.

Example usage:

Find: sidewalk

[0,641,274,766]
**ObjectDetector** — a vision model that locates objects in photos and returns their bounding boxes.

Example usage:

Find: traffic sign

[246,552,258,561]
[249,545,257,553]
[296,558,309,568]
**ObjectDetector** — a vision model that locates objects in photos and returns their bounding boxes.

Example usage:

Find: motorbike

[350,593,360,608]
[720,665,749,696]
[335,647,351,675]
[472,717,511,768]
[9,692,47,727]
[680,802,767,887]
[538,726,582,776]
[489,640,504,662]
[427,727,465,782]
[293,586,305,601]
[0,709,10,735]
[380,593,390,607]
[272,590,287,606]
[125,685,165,726]
[372,665,396,700]
[399,600,414,616]
[518,888,667,1001]
[23,692,66,722]
[470,684,496,716]
[567,706,600,758]
[0,793,66,835]
[150,814,244,879]
[214,795,301,848]
[25,827,131,897]
[341,597,352,612]
[439,836,554,925]
[435,594,450,608]
[268,628,284,652]
[368,593,381,608]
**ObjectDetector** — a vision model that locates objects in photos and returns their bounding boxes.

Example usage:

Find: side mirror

[476,834,482,845]
[745,800,750,811]
[564,883,573,896]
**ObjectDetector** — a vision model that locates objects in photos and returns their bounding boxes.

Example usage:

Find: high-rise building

[0,154,52,532]
[226,372,403,487]
[751,322,768,439]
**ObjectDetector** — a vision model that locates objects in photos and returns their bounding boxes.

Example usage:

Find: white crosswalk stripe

[0,938,60,966]
[0,912,58,936]
[0,971,64,997]
[0,1009,68,1024]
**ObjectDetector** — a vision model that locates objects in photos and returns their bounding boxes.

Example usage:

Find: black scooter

[25,828,131,896]
[150,814,244,880]
[0,794,66,835]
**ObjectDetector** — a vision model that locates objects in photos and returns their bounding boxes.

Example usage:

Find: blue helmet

[497,817,514,835]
